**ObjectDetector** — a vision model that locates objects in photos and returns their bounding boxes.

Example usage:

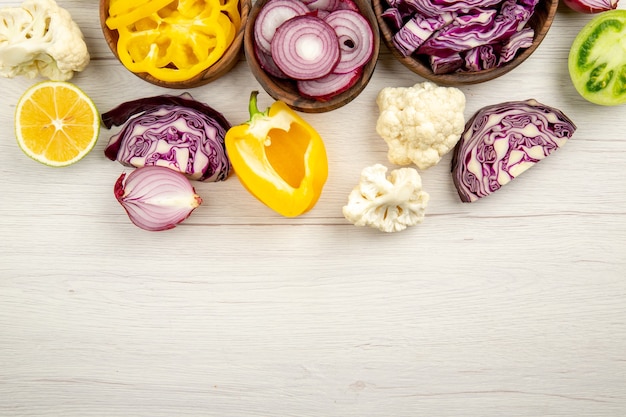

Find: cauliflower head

[342,164,430,233]
[0,0,90,80]
[376,81,465,170]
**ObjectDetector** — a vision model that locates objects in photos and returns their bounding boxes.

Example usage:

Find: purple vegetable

[255,47,289,79]
[392,13,454,57]
[562,0,618,13]
[451,99,577,203]
[430,52,463,74]
[324,9,375,73]
[253,0,310,55]
[297,67,362,99]
[115,166,203,232]
[252,0,374,100]
[384,0,540,74]
[499,26,534,65]
[418,4,532,57]
[304,0,359,11]
[463,44,498,71]
[271,15,341,80]
[103,93,231,182]
[392,0,502,17]
[381,7,404,31]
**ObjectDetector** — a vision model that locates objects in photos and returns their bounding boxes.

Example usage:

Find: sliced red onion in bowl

[271,15,341,80]
[324,9,374,73]
[249,0,377,102]
[297,68,362,100]
[254,0,309,55]
[114,166,203,231]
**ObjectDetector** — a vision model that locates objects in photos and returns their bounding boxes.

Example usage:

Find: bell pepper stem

[247,90,272,123]
[248,90,262,119]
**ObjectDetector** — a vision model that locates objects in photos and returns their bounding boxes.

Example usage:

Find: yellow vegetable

[225,92,329,217]
[107,0,240,82]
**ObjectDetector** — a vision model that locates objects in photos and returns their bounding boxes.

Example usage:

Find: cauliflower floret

[376,81,465,170]
[0,0,90,80]
[342,164,429,233]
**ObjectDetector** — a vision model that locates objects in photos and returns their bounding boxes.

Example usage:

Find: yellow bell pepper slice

[109,0,157,19]
[225,92,329,217]
[220,0,241,29]
[106,0,173,30]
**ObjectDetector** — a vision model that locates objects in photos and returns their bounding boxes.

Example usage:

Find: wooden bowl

[244,0,380,113]
[372,0,558,86]
[99,0,251,89]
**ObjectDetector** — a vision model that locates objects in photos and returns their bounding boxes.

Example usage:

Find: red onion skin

[115,166,203,231]
[561,0,618,13]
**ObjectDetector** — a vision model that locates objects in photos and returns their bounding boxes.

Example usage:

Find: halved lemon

[15,81,100,167]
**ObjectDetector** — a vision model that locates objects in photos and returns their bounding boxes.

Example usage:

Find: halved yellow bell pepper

[225,92,329,217]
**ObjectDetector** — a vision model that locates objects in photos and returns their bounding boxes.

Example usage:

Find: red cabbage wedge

[451,99,577,202]
[102,93,232,182]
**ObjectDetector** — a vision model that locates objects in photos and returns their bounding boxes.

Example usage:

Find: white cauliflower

[0,0,90,80]
[376,81,466,170]
[342,164,429,233]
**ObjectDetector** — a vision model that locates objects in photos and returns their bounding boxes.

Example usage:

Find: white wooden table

[1,1,625,416]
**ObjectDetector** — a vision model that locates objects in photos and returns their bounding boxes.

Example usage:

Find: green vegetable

[568,10,626,106]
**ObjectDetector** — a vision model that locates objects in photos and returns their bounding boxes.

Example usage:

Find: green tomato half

[568,10,626,106]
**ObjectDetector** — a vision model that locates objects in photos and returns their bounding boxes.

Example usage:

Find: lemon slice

[15,81,100,167]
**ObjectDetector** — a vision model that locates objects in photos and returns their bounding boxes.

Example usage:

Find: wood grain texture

[0,2,625,417]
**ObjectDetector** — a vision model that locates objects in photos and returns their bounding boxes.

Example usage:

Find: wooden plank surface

[1,1,625,416]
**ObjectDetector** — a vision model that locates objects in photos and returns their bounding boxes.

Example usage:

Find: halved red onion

[297,68,362,100]
[324,9,374,73]
[114,166,203,231]
[254,0,309,55]
[271,15,341,80]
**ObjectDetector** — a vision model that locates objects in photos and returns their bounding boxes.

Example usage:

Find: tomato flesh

[568,10,626,106]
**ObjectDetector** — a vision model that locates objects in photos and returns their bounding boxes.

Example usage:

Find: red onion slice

[324,9,374,73]
[115,166,203,231]
[271,15,341,80]
[254,0,310,55]
[254,47,289,79]
[303,0,359,12]
[562,0,618,13]
[297,68,362,100]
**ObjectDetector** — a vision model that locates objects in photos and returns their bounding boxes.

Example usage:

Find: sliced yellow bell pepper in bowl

[99,0,250,88]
